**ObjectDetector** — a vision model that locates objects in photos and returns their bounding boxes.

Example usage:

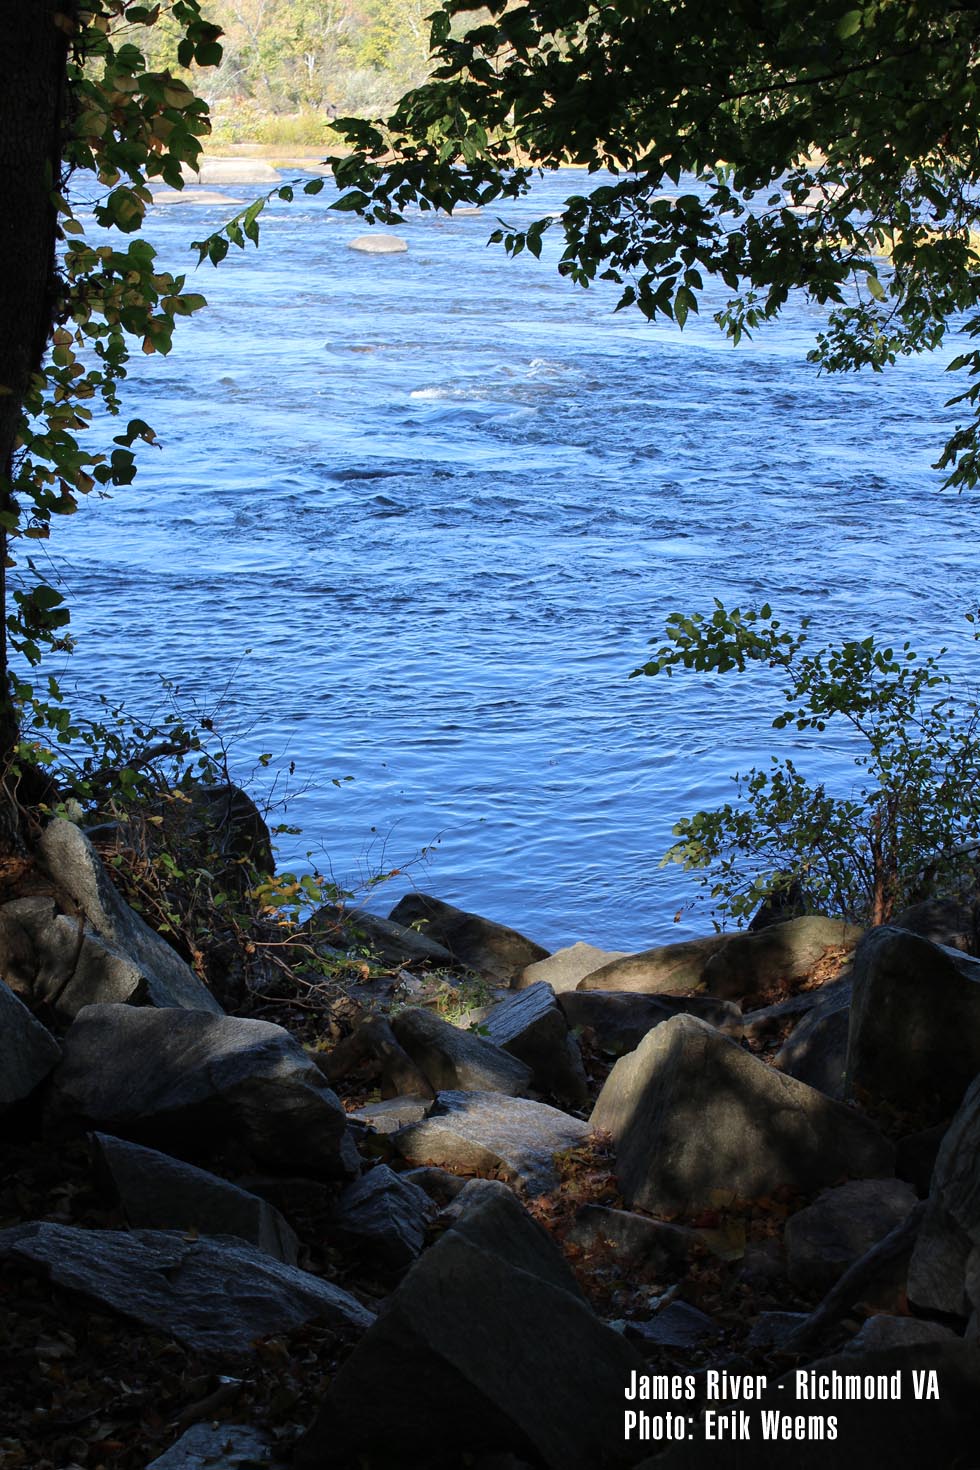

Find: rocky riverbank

[2,804,980,1467]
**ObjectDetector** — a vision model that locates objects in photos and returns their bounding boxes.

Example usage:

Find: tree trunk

[0,2,71,857]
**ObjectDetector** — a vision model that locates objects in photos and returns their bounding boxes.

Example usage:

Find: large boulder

[390,1006,533,1095]
[559,990,742,1056]
[0,1222,371,1355]
[295,1181,645,1470]
[0,976,60,1113]
[482,982,590,1106]
[392,1089,590,1196]
[575,935,729,995]
[846,925,980,1119]
[517,942,630,992]
[46,1003,359,1177]
[36,819,223,1015]
[91,1132,300,1264]
[784,1178,919,1293]
[909,1071,980,1317]
[591,1014,893,1214]
[388,893,548,981]
[700,916,862,1001]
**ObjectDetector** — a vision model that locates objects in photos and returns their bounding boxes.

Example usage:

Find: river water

[47,168,977,951]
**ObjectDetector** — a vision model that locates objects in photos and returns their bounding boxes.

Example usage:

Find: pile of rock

[3,831,980,1467]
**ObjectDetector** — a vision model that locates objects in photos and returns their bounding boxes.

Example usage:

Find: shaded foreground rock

[700,915,862,1000]
[0,976,60,1111]
[909,1071,980,1317]
[388,893,549,981]
[91,1132,300,1265]
[559,989,742,1056]
[392,1089,589,1196]
[784,1178,918,1293]
[482,982,589,1105]
[774,983,851,1097]
[0,1223,372,1355]
[296,1181,645,1470]
[38,818,223,1015]
[47,1003,359,1177]
[591,1014,893,1213]
[576,935,729,994]
[390,1006,533,1095]
[846,925,980,1119]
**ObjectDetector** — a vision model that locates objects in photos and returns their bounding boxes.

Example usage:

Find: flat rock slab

[517,942,630,992]
[0,1223,372,1355]
[559,990,742,1056]
[627,1301,720,1349]
[591,1013,893,1214]
[184,158,282,183]
[348,234,408,253]
[388,893,548,981]
[296,1180,644,1470]
[576,935,730,995]
[701,916,862,1000]
[152,189,246,206]
[350,1095,434,1134]
[47,1003,358,1178]
[38,819,222,1015]
[91,1133,300,1265]
[392,1090,590,1196]
[331,1163,436,1274]
[0,977,60,1112]
[146,1422,279,1469]
[391,1006,532,1095]
[482,982,589,1106]
[784,1178,918,1292]
[846,925,980,1119]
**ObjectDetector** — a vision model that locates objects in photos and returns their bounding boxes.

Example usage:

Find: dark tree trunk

[0,2,71,837]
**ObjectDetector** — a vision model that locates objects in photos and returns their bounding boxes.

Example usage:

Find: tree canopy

[325,0,980,487]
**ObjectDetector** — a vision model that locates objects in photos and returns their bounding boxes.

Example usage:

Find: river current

[47,169,977,950]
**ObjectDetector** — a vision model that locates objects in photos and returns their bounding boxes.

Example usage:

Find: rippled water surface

[50,170,977,949]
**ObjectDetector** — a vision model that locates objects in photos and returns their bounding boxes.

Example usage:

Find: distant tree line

[139,0,435,137]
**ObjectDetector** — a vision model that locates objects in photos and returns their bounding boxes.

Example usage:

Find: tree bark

[0,1,72,761]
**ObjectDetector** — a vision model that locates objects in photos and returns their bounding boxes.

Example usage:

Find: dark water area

[45,169,977,950]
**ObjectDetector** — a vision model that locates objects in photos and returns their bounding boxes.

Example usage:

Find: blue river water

[45,168,978,950]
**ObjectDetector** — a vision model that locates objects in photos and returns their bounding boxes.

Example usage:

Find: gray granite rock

[627,1301,720,1349]
[295,1180,644,1470]
[773,984,851,1097]
[91,1132,299,1264]
[388,893,549,981]
[591,1013,893,1213]
[350,1095,434,1134]
[482,982,589,1105]
[347,233,407,253]
[47,1003,359,1178]
[37,819,223,1014]
[0,1223,372,1355]
[846,925,980,1118]
[392,1089,589,1196]
[390,1006,533,1095]
[576,935,729,994]
[909,1072,980,1316]
[0,976,60,1112]
[517,942,630,993]
[331,1163,436,1274]
[784,1179,919,1292]
[843,1315,960,1353]
[559,989,742,1055]
[305,903,453,967]
[701,916,862,1001]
